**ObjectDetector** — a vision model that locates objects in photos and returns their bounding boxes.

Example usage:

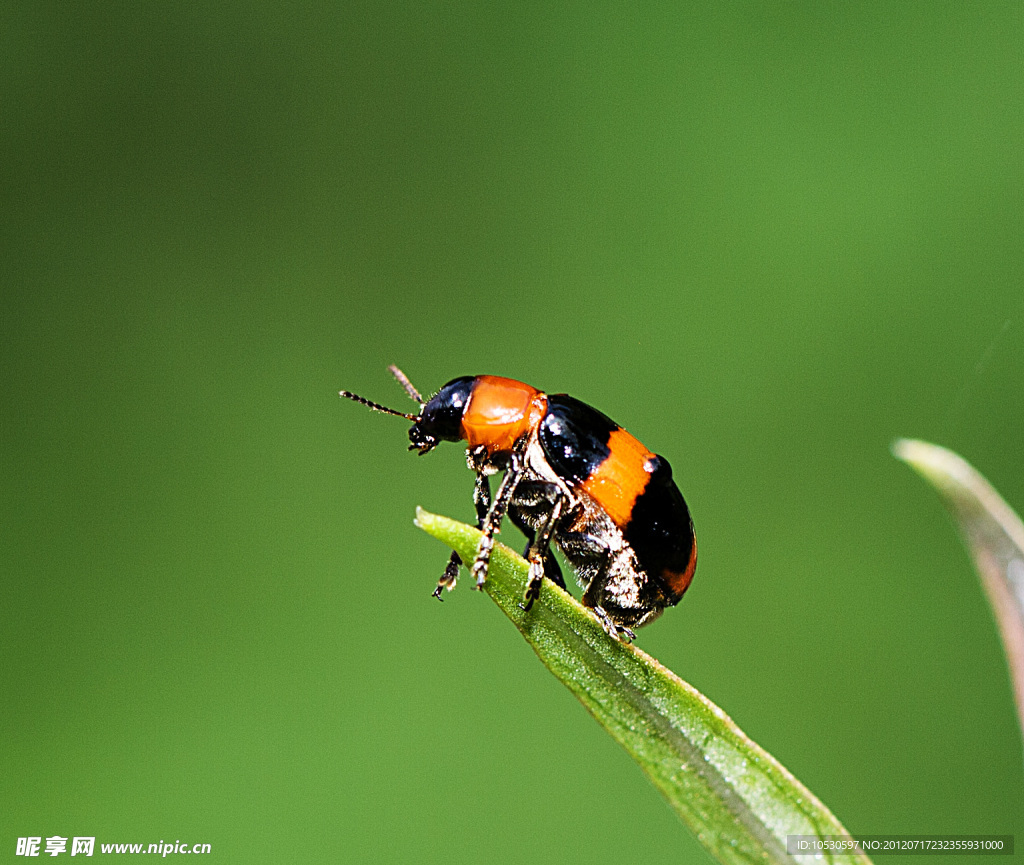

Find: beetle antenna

[388,365,424,405]
[339,390,420,422]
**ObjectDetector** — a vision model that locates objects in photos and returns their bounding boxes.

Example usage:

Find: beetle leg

[433,554,461,600]
[541,548,564,588]
[559,531,637,642]
[577,553,621,639]
[507,483,566,590]
[433,471,491,599]
[471,452,524,588]
[591,605,636,642]
[521,495,566,611]
[507,519,565,590]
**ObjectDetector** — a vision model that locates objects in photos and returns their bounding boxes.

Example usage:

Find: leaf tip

[413,505,427,528]
[891,438,978,493]
[890,437,942,467]
[890,436,914,461]
[414,506,447,534]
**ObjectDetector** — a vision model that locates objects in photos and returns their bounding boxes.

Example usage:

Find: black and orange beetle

[340,366,696,639]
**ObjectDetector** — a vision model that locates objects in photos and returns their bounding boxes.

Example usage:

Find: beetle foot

[593,606,635,642]
[434,553,461,600]
[519,558,545,611]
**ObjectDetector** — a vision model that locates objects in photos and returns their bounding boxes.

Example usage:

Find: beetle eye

[408,425,438,455]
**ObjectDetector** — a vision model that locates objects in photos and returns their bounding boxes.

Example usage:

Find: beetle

[340,366,696,639]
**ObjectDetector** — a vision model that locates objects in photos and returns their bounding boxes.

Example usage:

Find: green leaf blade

[415,507,869,865]
[893,438,1024,740]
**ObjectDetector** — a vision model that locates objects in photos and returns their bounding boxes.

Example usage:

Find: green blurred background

[3,3,1023,862]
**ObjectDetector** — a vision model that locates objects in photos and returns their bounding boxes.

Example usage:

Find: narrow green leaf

[415,508,870,865]
[893,438,1024,739]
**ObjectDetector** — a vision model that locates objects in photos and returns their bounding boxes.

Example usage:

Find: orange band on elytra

[662,536,697,598]
[581,427,654,528]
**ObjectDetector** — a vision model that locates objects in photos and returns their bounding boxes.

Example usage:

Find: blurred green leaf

[893,439,1024,739]
[415,508,870,865]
